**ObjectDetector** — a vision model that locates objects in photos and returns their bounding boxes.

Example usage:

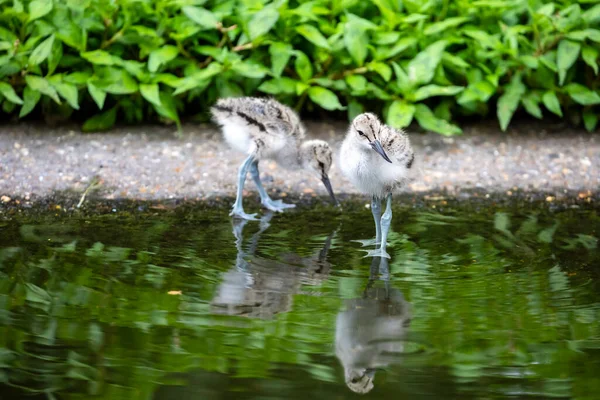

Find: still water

[0,202,599,399]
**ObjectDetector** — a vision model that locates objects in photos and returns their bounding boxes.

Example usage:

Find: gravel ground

[0,121,598,205]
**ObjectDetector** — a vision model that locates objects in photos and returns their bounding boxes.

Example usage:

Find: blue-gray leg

[365,193,392,259]
[372,195,382,246]
[353,196,382,248]
[250,161,295,212]
[230,155,258,220]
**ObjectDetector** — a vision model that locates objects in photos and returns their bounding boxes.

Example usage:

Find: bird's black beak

[321,174,339,206]
[370,140,392,163]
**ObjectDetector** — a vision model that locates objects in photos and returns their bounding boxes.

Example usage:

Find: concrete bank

[0,121,598,207]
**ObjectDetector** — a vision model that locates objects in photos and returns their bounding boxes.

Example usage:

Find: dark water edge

[0,196,599,399]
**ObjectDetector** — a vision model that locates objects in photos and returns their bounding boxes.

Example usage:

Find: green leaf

[378,37,416,60]
[294,51,313,82]
[392,62,412,93]
[64,72,92,85]
[53,82,79,110]
[87,82,106,109]
[153,91,181,130]
[583,108,598,132]
[497,75,526,131]
[148,46,178,73]
[182,6,218,30]
[140,83,162,107]
[248,7,279,40]
[414,103,462,136]
[269,42,292,77]
[442,52,470,70]
[258,77,297,95]
[94,69,138,95]
[231,61,269,79]
[296,81,310,95]
[566,83,600,105]
[81,50,122,66]
[424,17,469,35]
[345,75,367,93]
[407,40,447,85]
[347,100,364,121]
[368,61,392,81]
[582,46,598,75]
[387,100,415,128]
[28,0,53,22]
[458,80,496,104]
[414,85,464,101]
[542,91,563,117]
[82,107,117,132]
[19,86,41,118]
[153,73,181,88]
[308,87,344,110]
[536,3,555,16]
[521,92,542,119]
[296,25,330,49]
[172,62,222,95]
[47,39,63,75]
[434,99,452,121]
[28,34,54,66]
[557,40,580,86]
[519,55,538,69]
[344,21,369,65]
[373,32,400,45]
[0,82,23,105]
[25,75,61,104]
[582,4,600,24]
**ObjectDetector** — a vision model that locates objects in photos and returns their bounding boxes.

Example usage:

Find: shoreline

[1,121,598,210]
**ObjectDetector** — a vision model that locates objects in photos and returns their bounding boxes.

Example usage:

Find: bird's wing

[211,97,304,139]
[381,126,413,165]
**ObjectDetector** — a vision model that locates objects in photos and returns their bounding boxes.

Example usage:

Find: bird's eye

[357,130,366,137]
[351,378,359,384]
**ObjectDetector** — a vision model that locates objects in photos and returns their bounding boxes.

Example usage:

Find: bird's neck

[275,144,304,170]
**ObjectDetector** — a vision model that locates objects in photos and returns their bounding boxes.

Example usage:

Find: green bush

[0,0,599,134]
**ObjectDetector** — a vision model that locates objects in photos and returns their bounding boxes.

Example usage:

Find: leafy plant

[1,0,600,134]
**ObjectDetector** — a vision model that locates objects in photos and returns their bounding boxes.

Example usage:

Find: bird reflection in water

[335,256,412,394]
[211,213,335,319]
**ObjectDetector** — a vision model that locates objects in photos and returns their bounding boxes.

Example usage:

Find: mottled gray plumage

[211,97,338,219]
[340,112,417,258]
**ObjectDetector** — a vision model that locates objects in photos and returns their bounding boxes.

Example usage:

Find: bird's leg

[353,196,382,247]
[250,160,295,212]
[230,155,259,220]
[373,195,382,246]
[364,194,392,259]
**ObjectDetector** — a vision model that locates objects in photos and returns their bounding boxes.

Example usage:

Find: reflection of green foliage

[0,205,599,399]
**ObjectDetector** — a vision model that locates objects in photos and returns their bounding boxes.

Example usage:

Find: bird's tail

[210,98,236,125]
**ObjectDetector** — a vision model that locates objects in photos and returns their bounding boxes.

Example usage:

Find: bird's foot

[261,198,296,212]
[362,248,391,259]
[229,208,259,221]
[351,238,385,247]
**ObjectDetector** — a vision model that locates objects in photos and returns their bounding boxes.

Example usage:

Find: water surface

[0,202,599,399]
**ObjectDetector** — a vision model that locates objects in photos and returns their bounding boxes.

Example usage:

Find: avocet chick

[340,113,415,258]
[211,97,338,220]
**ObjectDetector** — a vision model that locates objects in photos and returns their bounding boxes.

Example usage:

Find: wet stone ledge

[0,121,598,210]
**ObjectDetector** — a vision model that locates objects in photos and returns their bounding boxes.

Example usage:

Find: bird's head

[345,368,376,394]
[350,113,392,163]
[301,140,339,206]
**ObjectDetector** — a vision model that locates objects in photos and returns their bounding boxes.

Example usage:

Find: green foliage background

[1,0,600,134]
